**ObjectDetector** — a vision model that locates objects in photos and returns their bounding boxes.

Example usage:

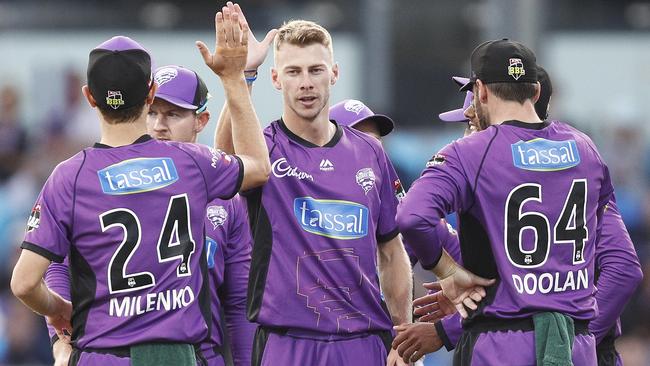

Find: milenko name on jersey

[109,285,195,317]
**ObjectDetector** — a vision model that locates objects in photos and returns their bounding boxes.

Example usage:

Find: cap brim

[439,108,468,122]
[459,80,474,92]
[452,76,470,87]
[350,114,395,136]
[155,94,198,110]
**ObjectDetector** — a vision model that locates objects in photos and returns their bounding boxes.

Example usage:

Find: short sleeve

[376,149,400,243]
[178,143,243,200]
[22,167,74,263]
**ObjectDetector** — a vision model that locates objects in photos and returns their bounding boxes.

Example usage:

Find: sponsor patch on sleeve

[393,179,406,201]
[27,203,41,232]
[425,154,446,168]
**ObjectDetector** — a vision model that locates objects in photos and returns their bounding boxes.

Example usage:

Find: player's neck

[489,100,542,126]
[99,117,149,147]
[282,108,335,146]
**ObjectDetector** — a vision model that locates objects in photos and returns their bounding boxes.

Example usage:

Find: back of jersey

[23,136,241,349]
[455,121,612,321]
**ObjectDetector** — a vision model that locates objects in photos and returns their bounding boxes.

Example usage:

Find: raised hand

[413,282,457,322]
[393,322,444,363]
[197,3,249,79]
[229,2,277,70]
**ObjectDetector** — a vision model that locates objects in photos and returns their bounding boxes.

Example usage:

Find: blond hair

[274,20,334,59]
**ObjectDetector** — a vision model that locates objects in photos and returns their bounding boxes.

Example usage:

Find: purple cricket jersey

[437,196,642,351]
[246,120,400,334]
[24,135,243,350]
[201,194,255,365]
[398,120,614,322]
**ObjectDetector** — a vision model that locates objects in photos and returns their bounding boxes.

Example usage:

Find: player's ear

[476,79,488,104]
[271,67,281,90]
[531,81,541,104]
[330,62,339,86]
[81,85,97,108]
[145,83,158,106]
[195,111,210,133]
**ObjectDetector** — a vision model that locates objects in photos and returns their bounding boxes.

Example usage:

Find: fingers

[402,345,421,364]
[396,335,416,357]
[232,12,241,45]
[393,324,409,333]
[422,281,441,291]
[240,17,249,47]
[472,275,496,287]
[223,6,234,45]
[262,29,278,46]
[413,293,437,307]
[456,303,468,318]
[462,296,478,310]
[216,12,226,46]
[196,41,211,63]
[469,290,483,302]
[413,302,440,317]
[418,311,444,323]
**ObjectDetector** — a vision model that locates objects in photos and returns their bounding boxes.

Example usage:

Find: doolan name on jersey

[511,267,588,295]
[109,286,195,317]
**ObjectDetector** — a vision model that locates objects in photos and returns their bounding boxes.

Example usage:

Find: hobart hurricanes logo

[511,138,580,171]
[106,90,125,109]
[98,158,179,195]
[294,197,368,239]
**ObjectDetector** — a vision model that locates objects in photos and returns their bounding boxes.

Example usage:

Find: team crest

[206,205,228,229]
[154,67,178,87]
[26,203,41,232]
[507,58,526,80]
[344,100,366,115]
[356,168,376,194]
[106,90,125,110]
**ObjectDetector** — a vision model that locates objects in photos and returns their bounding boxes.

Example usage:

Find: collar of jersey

[501,120,550,130]
[92,134,153,149]
[278,118,342,148]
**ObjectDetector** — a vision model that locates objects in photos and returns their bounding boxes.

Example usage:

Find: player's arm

[197,4,270,191]
[221,198,256,365]
[590,198,643,343]
[11,250,72,333]
[378,235,412,326]
[214,3,276,156]
[52,339,72,366]
[43,260,72,347]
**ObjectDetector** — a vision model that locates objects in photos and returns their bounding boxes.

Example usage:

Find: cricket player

[44,65,258,366]
[394,67,643,366]
[11,8,269,366]
[397,39,614,365]
[213,4,414,365]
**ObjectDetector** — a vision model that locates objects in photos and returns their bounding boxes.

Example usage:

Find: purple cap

[439,76,473,122]
[87,36,152,110]
[153,65,210,111]
[329,99,395,136]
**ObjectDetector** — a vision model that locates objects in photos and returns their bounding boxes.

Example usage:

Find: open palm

[197,4,249,78]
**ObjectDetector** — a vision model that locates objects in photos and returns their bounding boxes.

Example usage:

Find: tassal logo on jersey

[511,138,580,171]
[98,157,179,195]
[294,197,368,239]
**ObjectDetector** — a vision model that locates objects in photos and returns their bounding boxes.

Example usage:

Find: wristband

[244,69,258,84]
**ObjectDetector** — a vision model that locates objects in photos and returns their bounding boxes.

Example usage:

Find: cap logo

[344,100,366,115]
[508,58,526,80]
[106,90,125,110]
[154,67,178,87]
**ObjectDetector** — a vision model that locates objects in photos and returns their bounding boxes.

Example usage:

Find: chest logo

[272,157,314,181]
[355,168,376,194]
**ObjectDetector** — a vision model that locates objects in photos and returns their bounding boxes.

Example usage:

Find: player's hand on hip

[393,322,442,364]
[228,2,277,70]
[46,294,72,342]
[52,338,73,366]
[413,282,457,322]
[386,347,413,366]
[437,266,495,318]
[196,2,249,79]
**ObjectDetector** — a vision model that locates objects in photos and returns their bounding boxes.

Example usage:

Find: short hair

[97,100,147,124]
[274,20,333,58]
[485,82,538,104]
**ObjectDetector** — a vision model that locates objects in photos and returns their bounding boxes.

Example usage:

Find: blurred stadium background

[0,0,649,364]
